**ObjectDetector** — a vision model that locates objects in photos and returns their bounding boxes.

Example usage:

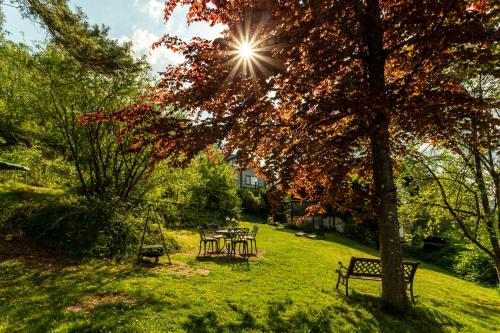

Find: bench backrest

[402,261,420,281]
[347,257,420,281]
[348,257,382,278]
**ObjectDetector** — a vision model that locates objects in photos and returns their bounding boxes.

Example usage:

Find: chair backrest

[197,226,209,240]
[250,225,259,237]
[232,228,248,240]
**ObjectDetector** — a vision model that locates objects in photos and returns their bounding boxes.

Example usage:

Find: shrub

[191,151,241,219]
[160,149,241,226]
[453,245,498,285]
[6,197,180,258]
[402,243,497,285]
[238,188,268,216]
[403,243,461,273]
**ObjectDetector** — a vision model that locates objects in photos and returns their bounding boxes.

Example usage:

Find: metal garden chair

[197,226,220,256]
[245,225,259,254]
[229,228,250,257]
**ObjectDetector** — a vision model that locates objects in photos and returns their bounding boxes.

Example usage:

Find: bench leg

[336,273,341,290]
[410,283,415,303]
[345,279,349,297]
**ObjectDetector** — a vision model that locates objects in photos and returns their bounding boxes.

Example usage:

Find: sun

[238,41,255,60]
[223,26,282,83]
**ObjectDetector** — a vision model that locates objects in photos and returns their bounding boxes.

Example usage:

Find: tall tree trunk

[370,117,408,313]
[363,0,408,313]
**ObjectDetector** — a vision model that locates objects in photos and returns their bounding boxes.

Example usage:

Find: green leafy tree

[162,148,241,222]
[30,45,152,200]
[400,146,500,283]
[1,1,154,200]
[0,39,40,148]
[191,149,241,219]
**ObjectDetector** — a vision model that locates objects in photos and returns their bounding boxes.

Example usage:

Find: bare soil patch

[65,294,135,313]
[144,261,210,277]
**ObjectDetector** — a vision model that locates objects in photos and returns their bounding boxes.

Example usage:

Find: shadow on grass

[182,293,461,333]
[194,256,250,271]
[0,259,146,332]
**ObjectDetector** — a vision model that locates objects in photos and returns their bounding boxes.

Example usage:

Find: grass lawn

[0,216,498,333]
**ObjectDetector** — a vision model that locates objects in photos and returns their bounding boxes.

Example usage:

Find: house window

[245,176,257,186]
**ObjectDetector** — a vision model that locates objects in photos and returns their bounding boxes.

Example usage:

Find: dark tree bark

[370,118,409,312]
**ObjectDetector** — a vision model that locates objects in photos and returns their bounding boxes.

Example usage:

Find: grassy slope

[0,217,498,333]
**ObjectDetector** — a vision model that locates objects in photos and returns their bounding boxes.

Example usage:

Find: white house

[226,155,266,189]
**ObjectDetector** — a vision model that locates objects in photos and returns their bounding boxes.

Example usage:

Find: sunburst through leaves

[224,23,282,83]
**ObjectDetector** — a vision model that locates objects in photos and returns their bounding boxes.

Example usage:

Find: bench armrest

[336,261,348,273]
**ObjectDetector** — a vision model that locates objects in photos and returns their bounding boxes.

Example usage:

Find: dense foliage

[454,245,498,285]
[398,150,500,284]
[238,188,269,216]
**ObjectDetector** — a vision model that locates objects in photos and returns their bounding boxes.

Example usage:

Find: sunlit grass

[0,217,498,332]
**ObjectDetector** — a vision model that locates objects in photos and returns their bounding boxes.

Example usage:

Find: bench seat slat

[349,276,382,281]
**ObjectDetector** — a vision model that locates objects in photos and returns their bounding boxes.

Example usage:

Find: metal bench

[336,257,420,302]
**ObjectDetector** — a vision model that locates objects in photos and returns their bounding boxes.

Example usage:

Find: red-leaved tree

[108,0,497,312]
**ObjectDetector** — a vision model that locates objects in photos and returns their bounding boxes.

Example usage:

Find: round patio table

[215,230,233,254]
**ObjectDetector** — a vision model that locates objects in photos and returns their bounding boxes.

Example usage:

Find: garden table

[215,230,233,254]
